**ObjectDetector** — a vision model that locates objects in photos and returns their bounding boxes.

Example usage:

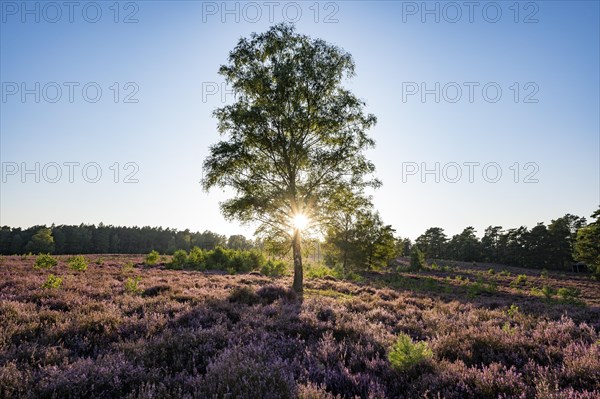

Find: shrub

[557,287,580,299]
[229,251,255,273]
[145,250,160,266]
[541,268,549,278]
[200,343,295,399]
[121,262,135,274]
[67,255,88,272]
[557,287,583,305]
[410,248,425,270]
[261,259,288,277]
[205,247,231,270]
[542,285,555,299]
[41,274,62,289]
[124,276,142,295]
[467,278,496,298]
[34,254,58,270]
[305,263,336,279]
[228,286,259,305]
[388,334,433,371]
[170,250,188,269]
[507,304,519,318]
[510,274,527,287]
[487,268,495,275]
[188,246,206,269]
[256,285,296,304]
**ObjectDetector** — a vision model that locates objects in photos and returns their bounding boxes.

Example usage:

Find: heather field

[1,255,599,399]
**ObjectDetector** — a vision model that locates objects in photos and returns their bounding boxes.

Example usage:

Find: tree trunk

[292,228,303,293]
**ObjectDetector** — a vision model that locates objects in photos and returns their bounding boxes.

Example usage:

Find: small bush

[507,304,519,318]
[467,278,496,298]
[487,268,495,275]
[41,274,62,289]
[557,287,580,299]
[34,254,58,270]
[510,274,527,287]
[200,343,295,399]
[540,269,549,278]
[145,250,160,266]
[256,285,296,304]
[557,287,583,305]
[121,262,135,274]
[170,250,188,269]
[410,248,425,270]
[188,246,206,269]
[305,263,336,279]
[124,276,142,295]
[228,286,259,305]
[67,255,88,272]
[261,259,288,277]
[229,251,255,273]
[388,334,433,371]
[205,247,231,270]
[542,285,555,299]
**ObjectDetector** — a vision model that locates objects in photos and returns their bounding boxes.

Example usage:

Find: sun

[292,213,310,231]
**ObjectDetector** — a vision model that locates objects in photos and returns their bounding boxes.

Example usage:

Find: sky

[1,0,599,240]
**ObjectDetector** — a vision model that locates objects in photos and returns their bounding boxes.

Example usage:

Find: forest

[2,208,598,275]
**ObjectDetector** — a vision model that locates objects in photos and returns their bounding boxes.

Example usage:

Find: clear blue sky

[1,1,598,240]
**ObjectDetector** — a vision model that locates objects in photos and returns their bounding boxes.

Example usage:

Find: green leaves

[388,334,433,371]
[202,23,379,291]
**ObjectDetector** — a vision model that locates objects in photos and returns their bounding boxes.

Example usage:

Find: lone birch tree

[202,23,379,292]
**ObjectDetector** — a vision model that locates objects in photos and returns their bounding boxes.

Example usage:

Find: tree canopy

[202,23,379,292]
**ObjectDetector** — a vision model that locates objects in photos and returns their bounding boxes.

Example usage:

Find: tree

[415,227,447,259]
[323,190,372,273]
[522,223,552,269]
[227,234,253,250]
[481,226,503,262]
[502,226,528,267]
[574,208,600,274]
[326,209,396,272]
[354,211,396,270]
[410,247,425,270]
[447,226,481,262]
[202,24,379,292]
[548,214,586,270]
[25,227,55,254]
[395,237,412,258]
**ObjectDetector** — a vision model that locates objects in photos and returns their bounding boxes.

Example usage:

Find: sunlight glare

[292,213,310,231]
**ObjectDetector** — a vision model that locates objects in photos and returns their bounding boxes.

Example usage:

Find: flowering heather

[0,255,598,398]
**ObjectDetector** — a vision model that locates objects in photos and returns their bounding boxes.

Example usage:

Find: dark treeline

[410,212,599,272]
[0,223,254,255]
[2,209,598,274]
